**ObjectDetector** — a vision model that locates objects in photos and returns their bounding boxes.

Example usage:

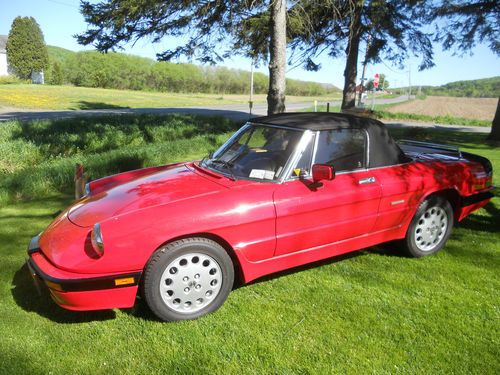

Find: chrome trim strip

[365,128,370,168]
[311,130,320,166]
[212,123,251,159]
[247,122,305,132]
[391,199,405,205]
[278,130,314,184]
[84,182,91,196]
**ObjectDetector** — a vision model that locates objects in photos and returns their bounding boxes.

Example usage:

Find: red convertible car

[27,113,494,321]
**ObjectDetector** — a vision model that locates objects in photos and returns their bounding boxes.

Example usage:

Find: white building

[0,35,9,76]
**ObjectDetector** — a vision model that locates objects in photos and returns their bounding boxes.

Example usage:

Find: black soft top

[251,112,409,168]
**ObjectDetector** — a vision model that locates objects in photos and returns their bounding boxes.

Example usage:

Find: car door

[370,162,426,232]
[273,128,382,256]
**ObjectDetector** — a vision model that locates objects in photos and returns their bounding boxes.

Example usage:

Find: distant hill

[47,45,75,64]
[419,77,500,98]
[45,45,341,96]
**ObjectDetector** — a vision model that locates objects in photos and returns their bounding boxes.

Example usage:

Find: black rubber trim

[462,191,494,207]
[27,253,142,292]
[27,234,41,255]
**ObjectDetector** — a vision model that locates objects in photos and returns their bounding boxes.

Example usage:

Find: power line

[45,0,79,9]
[378,59,409,75]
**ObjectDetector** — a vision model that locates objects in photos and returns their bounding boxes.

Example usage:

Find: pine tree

[77,0,288,114]
[6,16,49,80]
[433,0,499,141]
[288,0,433,110]
[49,61,64,85]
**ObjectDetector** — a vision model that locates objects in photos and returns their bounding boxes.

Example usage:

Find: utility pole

[249,60,254,115]
[408,64,412,99]
[357,36,371,107]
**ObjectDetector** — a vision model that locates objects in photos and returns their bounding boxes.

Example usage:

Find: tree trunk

[341,1,363,110]
[487,97,500,141]
[267,0,287,115]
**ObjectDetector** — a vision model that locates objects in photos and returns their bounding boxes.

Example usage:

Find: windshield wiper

[209,159,238,181]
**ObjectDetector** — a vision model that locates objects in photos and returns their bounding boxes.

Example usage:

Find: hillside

[45,45,341,96]
[47,45,74,64]
[419,76,500,98]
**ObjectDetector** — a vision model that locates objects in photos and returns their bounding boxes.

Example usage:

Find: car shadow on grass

[120,252,368,322]
[11,263,116,324]
[120,298,161,322]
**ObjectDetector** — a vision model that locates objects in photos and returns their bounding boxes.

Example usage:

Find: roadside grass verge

[304,105,491,127]
[0,84,338,110]
[0,115,498,373]
[373,109,492,127]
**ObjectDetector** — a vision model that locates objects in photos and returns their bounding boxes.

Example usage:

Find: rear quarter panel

[373,158,480,234]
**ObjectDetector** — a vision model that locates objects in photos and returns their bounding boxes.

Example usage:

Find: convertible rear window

[314,129,366,172]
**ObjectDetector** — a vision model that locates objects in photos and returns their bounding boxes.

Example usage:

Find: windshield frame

[200,123,313,183]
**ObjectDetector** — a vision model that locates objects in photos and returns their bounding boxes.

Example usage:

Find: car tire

[402,196,454,257]
[143,237,234,321]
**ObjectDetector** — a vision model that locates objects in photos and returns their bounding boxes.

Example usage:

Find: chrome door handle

[358,177,376,185]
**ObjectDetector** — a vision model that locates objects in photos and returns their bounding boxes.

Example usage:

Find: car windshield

[201,124,305,181]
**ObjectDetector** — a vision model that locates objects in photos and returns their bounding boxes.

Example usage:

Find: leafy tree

[288,0,433,109]
[49,47,334,96]
[432,0,500,140]
[6,16,49,80]
[421,77,500,98]
[48,61,64,85]
[76,0,287,114]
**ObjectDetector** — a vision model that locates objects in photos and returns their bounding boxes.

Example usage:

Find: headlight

[91,223,104,257]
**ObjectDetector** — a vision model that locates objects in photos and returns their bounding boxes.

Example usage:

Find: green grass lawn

[0,84,337,111]
[0,115,498,374]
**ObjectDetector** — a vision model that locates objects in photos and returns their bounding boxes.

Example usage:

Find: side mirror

[312,164,335,183]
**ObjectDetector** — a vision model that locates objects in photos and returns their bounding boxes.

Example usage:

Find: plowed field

[387,96,498,121]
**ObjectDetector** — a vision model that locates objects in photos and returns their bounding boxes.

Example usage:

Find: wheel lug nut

[183,276,189,282]
[194,274,200,279]
[184,287,190,293]
[195,284,201,290]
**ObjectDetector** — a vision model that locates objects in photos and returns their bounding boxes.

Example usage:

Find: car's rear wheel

[143,238,234,321]
[402,196,454,257]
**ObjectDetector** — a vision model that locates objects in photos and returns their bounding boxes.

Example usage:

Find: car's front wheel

[143,238,234,321]
[402,196,454,257]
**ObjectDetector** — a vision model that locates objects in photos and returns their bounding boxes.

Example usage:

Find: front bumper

[27,235,141,311]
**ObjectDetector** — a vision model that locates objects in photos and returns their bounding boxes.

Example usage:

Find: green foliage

[46,45,74,64]
[419,76,500,98]
[45,47,339,96]
[0,114,237,203]
[6,16,49,79]
[433,0,499,56]
[48,61,64,85]
[0,123,498,373]
[0,76,26,85]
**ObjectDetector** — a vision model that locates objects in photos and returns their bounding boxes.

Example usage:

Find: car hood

[68,165,226,227]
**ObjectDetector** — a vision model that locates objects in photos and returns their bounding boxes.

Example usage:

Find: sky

[1,0,499,89]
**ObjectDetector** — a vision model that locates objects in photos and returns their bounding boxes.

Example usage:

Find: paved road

[0,95,410,122]
[0,95,490,133]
